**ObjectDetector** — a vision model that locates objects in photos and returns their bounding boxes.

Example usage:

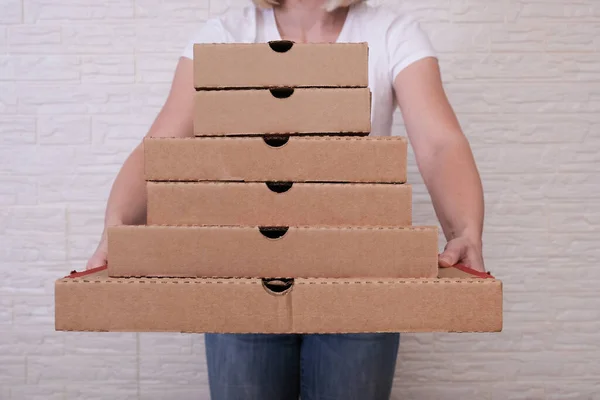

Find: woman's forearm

[103,143,147,230]
[100,59,195,233]
[393,57,485,269]
[418,134,484,245]
[86,57,195,269]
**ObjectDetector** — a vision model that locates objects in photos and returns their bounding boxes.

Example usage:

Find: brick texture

[1,0,599,398]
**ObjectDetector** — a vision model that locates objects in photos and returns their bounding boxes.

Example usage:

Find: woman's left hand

[438,236,485,273]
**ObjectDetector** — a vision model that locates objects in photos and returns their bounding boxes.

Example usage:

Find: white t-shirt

[182,3,437,137]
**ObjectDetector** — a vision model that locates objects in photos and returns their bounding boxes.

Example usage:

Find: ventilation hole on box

[266,181,293,193]
[269,87,294,99]
[268,40,294,53]
[262,278,294,296]
[263,136,289,147]
[259,226,289,239]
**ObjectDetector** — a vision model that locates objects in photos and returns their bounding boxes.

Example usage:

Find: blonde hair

[253,0,365,12]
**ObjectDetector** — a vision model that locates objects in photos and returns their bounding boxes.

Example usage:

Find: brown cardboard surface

[107,225,438,279]
[146,182,412,226]
[144,136,408,183]
[194,42,368,88]
[194,88,371,136]
[55,266,503,333]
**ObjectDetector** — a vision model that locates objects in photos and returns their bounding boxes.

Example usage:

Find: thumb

[86,241,108,270]
[86,257,101,270]
[86,251,107,270]
[438,240,463,268]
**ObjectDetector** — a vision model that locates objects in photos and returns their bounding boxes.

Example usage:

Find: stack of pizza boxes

[55,41,502,334]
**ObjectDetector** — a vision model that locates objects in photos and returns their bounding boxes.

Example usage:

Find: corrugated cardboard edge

[193,41,369,88]
[63,264,495,280]
[146,181,412,226]
[62,264,496,280]
[144,136,407,143]
[146,181,409,187]
[55,265,503,334]
[106,224,438,279]
[193,88,372,136]
[143,135,408,183]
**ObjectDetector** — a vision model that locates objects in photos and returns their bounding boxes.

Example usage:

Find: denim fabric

[205,332,400,400]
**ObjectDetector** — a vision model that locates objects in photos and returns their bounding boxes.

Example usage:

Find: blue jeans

[205,332,400,400]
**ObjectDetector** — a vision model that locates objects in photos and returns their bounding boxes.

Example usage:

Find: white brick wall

[1,0,599,398]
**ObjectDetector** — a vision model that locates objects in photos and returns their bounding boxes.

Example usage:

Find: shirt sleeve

[181,18,228,59]
[386,13,437,80]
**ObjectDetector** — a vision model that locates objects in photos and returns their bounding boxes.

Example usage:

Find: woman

[87,0,485,398]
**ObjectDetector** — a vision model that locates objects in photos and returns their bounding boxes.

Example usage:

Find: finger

[470,264,486,273]
[85,260,97,270]
[438,241,464,268]
[86,254,106,270]
[463,253,486,273]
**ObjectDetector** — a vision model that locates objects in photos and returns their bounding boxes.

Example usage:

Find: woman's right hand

[86,232,108,270]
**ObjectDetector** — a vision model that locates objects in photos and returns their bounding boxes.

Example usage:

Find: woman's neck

[273,0,349,43]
